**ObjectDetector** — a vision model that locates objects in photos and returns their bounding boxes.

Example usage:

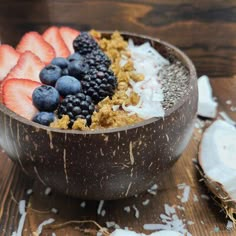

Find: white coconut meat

[198,120,236,221]
[111,229,181,236]
[197,75,218,118]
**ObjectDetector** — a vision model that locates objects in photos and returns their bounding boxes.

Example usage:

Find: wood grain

[0,0,236,77]
[0,77,235,235]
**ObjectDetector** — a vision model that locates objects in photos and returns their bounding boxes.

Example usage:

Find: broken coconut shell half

[198,119,236,224]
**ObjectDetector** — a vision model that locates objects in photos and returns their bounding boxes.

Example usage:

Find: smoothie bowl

[0,28,197,200]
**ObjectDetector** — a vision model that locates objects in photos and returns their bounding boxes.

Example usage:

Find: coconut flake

[122,40,167,119]
[12,200,27,236]
[35,218,55,235]
[132,205,140,219]
[111,229,181,236]
[181,185,191,203]
[142,199,150,206]
[226,220,233,230]
[97,200,104,215]
[26,189,33,195]
[80,201,86,208]
[124,206,131,213]
[197,75,218,118]
[44,187,51,195]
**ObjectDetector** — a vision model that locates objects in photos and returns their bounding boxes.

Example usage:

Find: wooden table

[0,77,235,236]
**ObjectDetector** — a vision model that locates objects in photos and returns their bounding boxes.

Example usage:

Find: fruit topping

[67,53,83,62]
[2,79,41,120]
[32,85,60,112]
[51,57,69,69]
[85,50,111,69]
[43,26,70,58]
[57,92,95,127]
[0,44,20,82]
[59,27,80,53]
[67,60,89,79]
[32,112,55,126]
[55,75,82,97]
[81,67,117,104]
[73,32,99,55]
[16,31,55,64]
[4,51,44,83]
[39,64,62,86]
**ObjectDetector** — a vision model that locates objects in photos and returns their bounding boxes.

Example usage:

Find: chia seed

[158,60,190,110]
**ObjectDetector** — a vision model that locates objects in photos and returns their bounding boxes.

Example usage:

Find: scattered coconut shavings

[230,106,236,112]
[193,194,199,202]
[219,111,236,126]
[142,199,150,206]
[226,100,232,105]
[12,200,27,236]
[181,185,191,203]
[26,189,33,195]
[226,220,234,230]
[213,226,220,233]
[124,206,131,213]
[35,218,55,236]
[101,209,106,217]
[143,204,193,235]
[201,194,210,200]
[197,75,218,118]
[106,221,121,229]
[44,187,51,196]
[132,205,140,219]
[111,229,182,236]
[51,208,58,214]
[97,200,105,215]
[80,201,86,208]
[52,233,56,236]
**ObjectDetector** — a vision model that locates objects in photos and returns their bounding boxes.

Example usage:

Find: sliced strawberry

[2,79,41,120]
[43,26,70,58]
[0,44,20,82]
[4,51,44,83]
[59,27,80,53]
[16,31,55,64]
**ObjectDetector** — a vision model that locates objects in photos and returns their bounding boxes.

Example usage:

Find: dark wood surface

[0,77,235,235]
[0,0,236,77]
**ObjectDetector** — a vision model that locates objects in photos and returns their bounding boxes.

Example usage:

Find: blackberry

[81,68,117,104]
[57,92,95,127]
[73,32,99,55]
[85,50,111,68]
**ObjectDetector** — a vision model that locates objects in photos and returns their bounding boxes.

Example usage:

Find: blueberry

[32,112,55,126]
[32,85,60,111]
[68,60,89,79]
[67,53,83,62]
[55,76,82,97]
[39,64,62,86]
[51,57,69,69]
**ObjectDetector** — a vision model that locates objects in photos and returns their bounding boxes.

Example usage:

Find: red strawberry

[43,26,70,58]
[4,51,44,83]
[59,27,80,53]
[2,79,41,120]
[16,31,55,64]
[0,44,20,82]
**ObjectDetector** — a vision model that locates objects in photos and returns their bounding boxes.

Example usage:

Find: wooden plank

[0,0,236,77]
[0,76,235,235]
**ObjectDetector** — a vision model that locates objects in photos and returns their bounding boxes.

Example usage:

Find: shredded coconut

[201,194,210,200]
[181,185,191,203]
[44,187,52,196]
[26,189,33,195]
[226,220,233,230]
[97,200,105,215]
[132,205,140,219]
[106,221,120,229]
[122,39,168,119]
[124,206,131,213]
[11,200,27,236]
[142,199,150,206]
[80,201,86,208]
[35,218,55,235]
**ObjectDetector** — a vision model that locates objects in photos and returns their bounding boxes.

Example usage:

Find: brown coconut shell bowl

[0,32,198,200]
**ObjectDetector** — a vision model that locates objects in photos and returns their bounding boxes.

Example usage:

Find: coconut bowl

[0,32,198,200]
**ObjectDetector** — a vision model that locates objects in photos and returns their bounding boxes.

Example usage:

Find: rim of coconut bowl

[0,31,197,135]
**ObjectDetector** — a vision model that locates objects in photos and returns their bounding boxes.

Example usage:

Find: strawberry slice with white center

[4,51,44,83]
[59,27,80,53]
[16,31,55,64]
[2,79,41,120]
[43,26,70,58]
[0,44,20,82]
